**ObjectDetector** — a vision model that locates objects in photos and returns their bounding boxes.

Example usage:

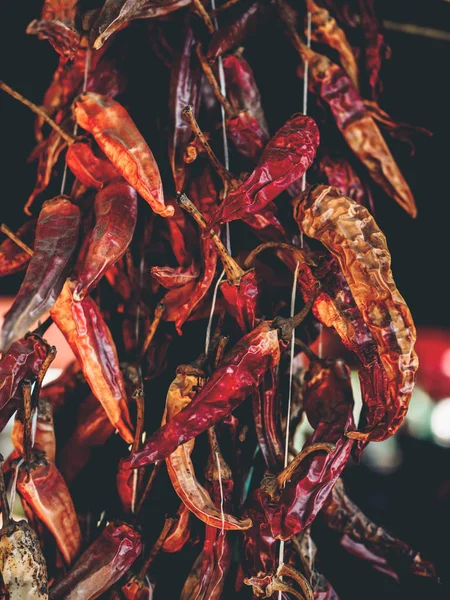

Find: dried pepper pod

[1,196,81,351]
[123,302,315,469]
[359,0,387,99]
[151,263,199,289]
[306,0,359,90]
[159,362,251,530]
[162,504,191,553]
[208,113,320,227]
[73,92,174,217]
[49,521,142,599]
[279,7,416,217]
[66,140,121,190]
[27,0,80,62]
[72,180,137,301]
[50,280,134,443]
[12,396,56,463]
[295,185,418,441]
[321,478,438,582]
[0,220,35,277]
[178,192,260,332]
[168,20,202,191]
[0,455,48,599]
[92,0,191,49]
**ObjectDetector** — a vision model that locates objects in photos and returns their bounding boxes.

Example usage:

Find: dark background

[1,1,450,599]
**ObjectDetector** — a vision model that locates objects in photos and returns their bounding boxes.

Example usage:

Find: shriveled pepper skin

[73,180,137,301]
[12,397,56,463]
[49,522,142,599]
[50,281,134,443]
[207,1,264,59]
[123,321,282,468]
[0,220,35,277]
[209,114,319,227]
[17,459,82,565]
[296,185,418,441]
[220,270,260,332]
[162,504,191,553]
[1,196,80,351]
[27,0,79,61]
[66,140,120,190]
[73,92,174,217]
[0,520,48,599]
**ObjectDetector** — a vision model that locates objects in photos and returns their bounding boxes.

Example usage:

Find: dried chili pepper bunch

[0,0,438,598]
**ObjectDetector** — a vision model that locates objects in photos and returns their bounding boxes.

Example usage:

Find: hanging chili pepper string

[205,270,225,355]
[60,45,91,195]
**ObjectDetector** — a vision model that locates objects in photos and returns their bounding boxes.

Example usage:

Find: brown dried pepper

[49,521,142,599]
[1,196,81,351]
[73,180,137,301]
[295,184,418,441]
[50,280,134,443]
[27,0,80,62]
[0,221,35,278]
[160,362,251,530]
[73,92,174,217]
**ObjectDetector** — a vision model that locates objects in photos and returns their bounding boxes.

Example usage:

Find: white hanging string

[215,450,225,535]
[60,44,91,195]
[205,269,226,355]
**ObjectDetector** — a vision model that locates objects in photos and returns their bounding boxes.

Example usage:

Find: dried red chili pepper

[293,530,339,600]
[73,92,174,217]
[358,0,387,99]
[168,20,201,191]
[123,304,314,469]
[66,139,121,190]
[105,258,133,301]
[50,280,134,443]
[49,521,142,599]
[151,263,199,289]
[1,196,80,351]
[245,562,314,599]
[16,380,82,566]
[295,185,418,441]
[27,0,80,62]
[73,180,137,301]
[0,455,48,599]
[0,221,35,277]
[162,504,191,553]
[12,395,56,463]
[321,478,438,583]
[208,113,319,227]
[317,154,370,208]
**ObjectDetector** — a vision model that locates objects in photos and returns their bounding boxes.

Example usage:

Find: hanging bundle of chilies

[0,0,439,598]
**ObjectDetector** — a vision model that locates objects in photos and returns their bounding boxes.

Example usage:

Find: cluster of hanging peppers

[0,0,439,598]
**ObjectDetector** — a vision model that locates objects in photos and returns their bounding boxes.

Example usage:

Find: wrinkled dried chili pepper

[279,6,416,217]
[295,184,418,441]
[317,154,371,209]
[321,478,438,582]
[73,92,174,217]
[12,395,56,464]
[49,521,142,599]
[16,379,82,566]
[73,180,137,301]
[358,0,387,99]
[50,280,134,443]
[151,263,199,289]
[123,301,315,469]
[27,0,80,61]
[66,139,121,190]
[159,361,251,529]
[178,191,260,332]
[0,221,35,277]
[1,196,80,351]
[293,529,339,600]
[0,455,48,599]
[208,113,320,227]
[162,504,191,553]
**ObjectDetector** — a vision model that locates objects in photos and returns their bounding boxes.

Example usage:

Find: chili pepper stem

[276,442,335,488]
[272,292,318,341]
[294,338,319,362]
[0,81,75,145]
[214,335,229,368]
[139,302,165,360]
[0,224,34,256]
[191,0,215,33]
[0,455,11,527]
[32,346,57,405]
[22,380,33,465]
[195,44,236,118]
[136,462,161,515]
[243,241,315,270]
[31,316,54,339]
[209,0,241,17]
[181,105,233,191]
[276,563,314,600]
[135,517,175,582]
[131,390,145,455]
[177,192,245,285]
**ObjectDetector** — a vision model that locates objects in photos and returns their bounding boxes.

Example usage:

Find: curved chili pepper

[66,139,121,190]
[358,0,387,99]
[1,196,80,351]
[295,185,418,441]
[59,393,114,483]
[321,478,438,582]
[49,521,142,599]
[27,3,80,63]
[12,396,56,463]
[73,92,174,217]
[50,280,134,443]
[208,113,320,227]
[168,20,201,191]
[92,0,192,49]
[162,504,191,554]
[306,0,359,90]
[151,263,199,289]
[160,362,251,530]
[0,221,35,277]
[317,154,369,208]
[294,529,340,600]
[73,180,137,301]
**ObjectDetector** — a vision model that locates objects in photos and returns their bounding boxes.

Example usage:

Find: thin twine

[211,0,232,256]
[60,44,91,195]
[205,269,225,355]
